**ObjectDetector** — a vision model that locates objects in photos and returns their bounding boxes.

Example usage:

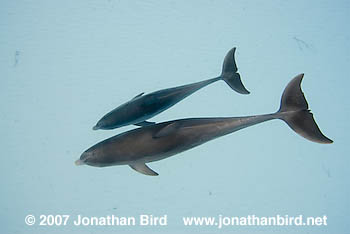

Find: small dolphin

[77,74,332,176]
[93,47,249,130]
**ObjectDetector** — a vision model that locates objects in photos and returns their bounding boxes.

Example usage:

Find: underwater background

[1,0,348,233]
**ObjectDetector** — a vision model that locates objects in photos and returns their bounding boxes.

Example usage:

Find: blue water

[1,1,349,233]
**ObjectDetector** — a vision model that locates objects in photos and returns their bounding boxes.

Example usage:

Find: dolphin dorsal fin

[135,121,156,127]
[153,122,180,138]
[132,92,145,100]
[129,163,158,176]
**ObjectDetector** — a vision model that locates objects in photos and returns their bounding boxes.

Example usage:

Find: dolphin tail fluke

[220,47,250,94]
[277,74,333,144]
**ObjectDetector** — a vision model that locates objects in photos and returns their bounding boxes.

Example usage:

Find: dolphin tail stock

[276,74,333,144]
[220,47,250,94]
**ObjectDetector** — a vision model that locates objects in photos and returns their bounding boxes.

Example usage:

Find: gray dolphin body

[93,47,249,130]
[77,74,333,176]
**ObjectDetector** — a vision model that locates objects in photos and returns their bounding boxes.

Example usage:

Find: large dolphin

[93,47,249,130]
[77,74,333,176]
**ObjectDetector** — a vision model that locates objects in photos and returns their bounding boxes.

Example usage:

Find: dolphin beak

[75,159,85,166]
[92,125,99,130]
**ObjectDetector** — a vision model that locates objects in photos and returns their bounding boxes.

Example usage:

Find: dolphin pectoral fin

[132,92,145,100]
[129,163,159,176]
[134,121,156,127]
[153,122,180,138]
